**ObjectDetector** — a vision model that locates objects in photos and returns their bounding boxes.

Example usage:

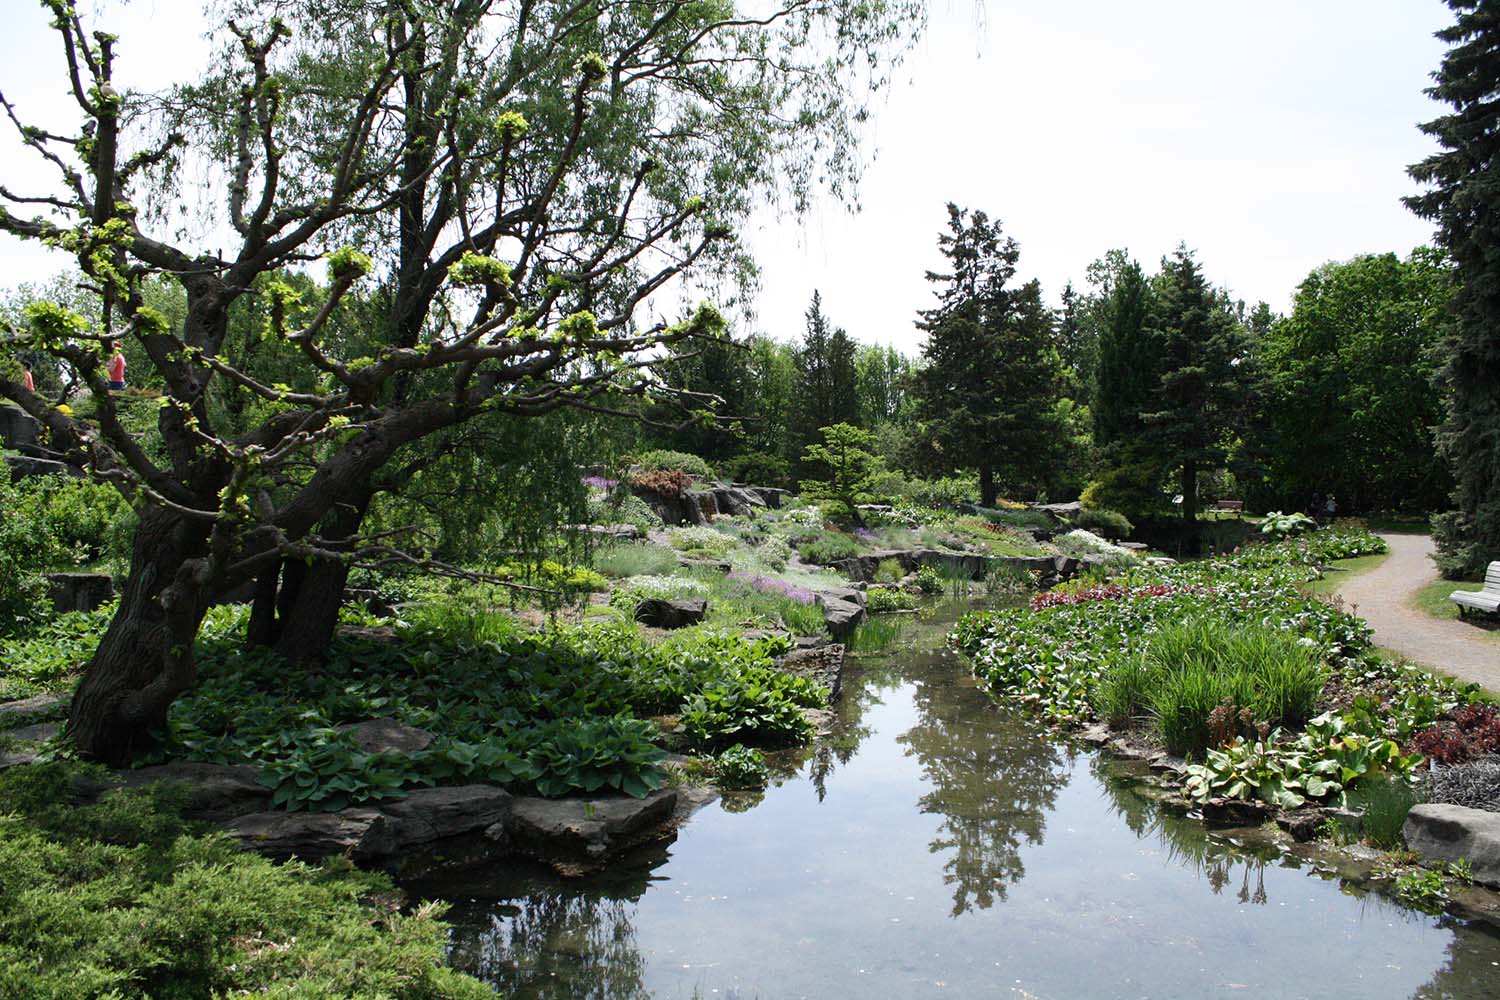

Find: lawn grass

[1301,550,1391,597]
[1408,575,1499,644]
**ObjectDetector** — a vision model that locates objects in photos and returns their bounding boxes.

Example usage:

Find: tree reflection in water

[1091,754,1275,905]
[897,667,1069,916]
[436,848,669,1000]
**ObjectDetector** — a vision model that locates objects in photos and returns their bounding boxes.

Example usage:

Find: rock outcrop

[1404,803,1500,886]
[45,573,115,614]
[634,596,708,629]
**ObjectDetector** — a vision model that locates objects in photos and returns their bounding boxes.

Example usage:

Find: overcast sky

[0,1,1453,355]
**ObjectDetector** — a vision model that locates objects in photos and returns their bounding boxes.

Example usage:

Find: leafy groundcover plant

[0,762,491,999]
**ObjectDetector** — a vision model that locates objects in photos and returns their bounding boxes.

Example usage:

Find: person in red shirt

[107,342,126,390]
[21,361,34,393]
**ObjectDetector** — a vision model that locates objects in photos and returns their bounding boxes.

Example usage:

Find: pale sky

[1,1,1453,355]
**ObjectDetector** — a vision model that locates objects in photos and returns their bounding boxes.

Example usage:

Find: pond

[410,602,1500,999]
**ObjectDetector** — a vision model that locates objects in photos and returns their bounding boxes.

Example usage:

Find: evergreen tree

[913,204,1064,506]
[1087,250,1157,447]
[793,291,858,459]
[1140,247,1254,533]
[1406,0,1500,578]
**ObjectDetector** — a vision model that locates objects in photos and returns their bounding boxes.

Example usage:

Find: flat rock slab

[0,692,69,724]
[380,785,513,848]
[507,788,678,859]
[334,717,434,754]
[226,808,393,862]
[115,761,272,821]
[1,721,59,744]
[1405,803,1500,886]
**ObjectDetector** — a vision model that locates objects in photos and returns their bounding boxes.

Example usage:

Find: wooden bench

[1209,499,1244,515]
[1452,561,1500,618]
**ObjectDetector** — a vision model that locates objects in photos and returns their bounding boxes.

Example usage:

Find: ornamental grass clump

[1099,619,1327,758]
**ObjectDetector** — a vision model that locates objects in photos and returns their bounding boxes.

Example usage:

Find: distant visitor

[107,343,126,390]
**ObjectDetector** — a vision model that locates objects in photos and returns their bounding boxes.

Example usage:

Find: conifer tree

[1407,0,1500,577]
[793,291,858,459]
[913,204,1064,507]
[1140,247,1253,533]
[1087,250,1157,447]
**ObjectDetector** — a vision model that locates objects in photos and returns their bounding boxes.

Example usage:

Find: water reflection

[419,603,1500,999]
[897,662,1067,915]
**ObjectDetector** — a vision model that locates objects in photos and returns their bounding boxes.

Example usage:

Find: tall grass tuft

[1353,775,1417,850]
[593,542,681,579]
[1096,618,1328,758]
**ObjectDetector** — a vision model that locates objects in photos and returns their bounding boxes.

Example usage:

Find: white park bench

[1451,561,1500,618]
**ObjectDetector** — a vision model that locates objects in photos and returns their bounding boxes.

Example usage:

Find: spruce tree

[793,291,858,461]
[1087,250,1157,447]
[914,204,1064,506]
[1140,247,1253,533]
[1407,0,1500,578]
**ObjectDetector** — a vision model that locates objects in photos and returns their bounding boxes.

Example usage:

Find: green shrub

[1080,459,1167,520]
[592,542,680,579]
[0,762,492,999]
[668,525,737,557]
[796,529,859,564]
[635,449,713,477]
[1073,507,1133,540]
[913,565,944,595]
[586,491,663,531]
[873,557,905,584]
[714,743,770,789]
[1261,510,1316,539]
[722,451,790,488]
[866,585,917,613]
[0,468,59,633]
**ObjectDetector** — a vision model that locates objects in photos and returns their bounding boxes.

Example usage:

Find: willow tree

[0,0,922,763]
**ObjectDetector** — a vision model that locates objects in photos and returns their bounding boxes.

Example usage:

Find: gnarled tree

[0,0,921,763]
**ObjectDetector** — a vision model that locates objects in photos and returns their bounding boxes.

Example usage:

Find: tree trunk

[66,509,211,766]
[244,498,369,665]
[979,464,997,508]
[1180,460,1200,551]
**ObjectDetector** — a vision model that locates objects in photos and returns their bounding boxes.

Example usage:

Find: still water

[413,603,1500,999]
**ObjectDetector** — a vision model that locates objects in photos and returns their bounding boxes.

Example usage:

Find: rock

[0,405,40,450]
[1404,804,1500,886]
[116,762,272,821]
[1036,501,1083,517]
[1,721,59,744]
[569,523,645,541]
[334,717,434,754]
[226,808,395,861]
[0,692,69,723]
[634,597,708,629]
[379,785,513,848]
[1201,797,1272,827]
[1277,809,1325,842]
[817,595,865,640]
[1052,554,1081,578]
[709,485,763,517]
[0,747,40,769]
[44,573,114,613]
[506,788,679,859]
[4,454,82,480]
[775,643,845,702]
[1078,724,1111,747]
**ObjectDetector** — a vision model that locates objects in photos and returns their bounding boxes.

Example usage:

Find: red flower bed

[1030,583,1213,611]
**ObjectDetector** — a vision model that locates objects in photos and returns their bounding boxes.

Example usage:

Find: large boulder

[817,594,865,641]
[506,788,679,859]
[45,573,115,614]
[1404,803,1500,886]
[115,761,272,821]
[334,717,434,754]
[0,405,39,450]
[4,455,82,481]
[379,785,514,848]
[634,597,708,629]
[225,808,395,861]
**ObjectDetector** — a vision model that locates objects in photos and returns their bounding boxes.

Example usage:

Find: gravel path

[1334,533,1499,692]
